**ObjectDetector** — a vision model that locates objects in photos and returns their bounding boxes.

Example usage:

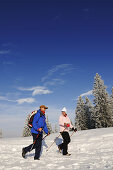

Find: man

[58,107,77,156]
[22,105,50,160]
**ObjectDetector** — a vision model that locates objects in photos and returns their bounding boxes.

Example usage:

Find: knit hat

[61,107,67,112]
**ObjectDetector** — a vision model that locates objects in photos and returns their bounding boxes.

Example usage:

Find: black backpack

[28,110,38,128]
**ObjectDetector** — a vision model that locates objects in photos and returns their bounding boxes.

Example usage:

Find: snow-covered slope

[0,127,113,170]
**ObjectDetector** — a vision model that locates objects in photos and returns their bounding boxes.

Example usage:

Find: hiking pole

[30,127,44,152]
[42,134,48,140]
[30,134,39,152]
[46,128,66,152]
[30,131,48,152]
[70,129,77,137]
[46,133,61,152]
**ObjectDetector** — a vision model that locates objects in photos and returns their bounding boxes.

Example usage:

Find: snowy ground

[0,127,113,170]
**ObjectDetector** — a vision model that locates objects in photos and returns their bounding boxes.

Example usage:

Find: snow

[0,127,113,170]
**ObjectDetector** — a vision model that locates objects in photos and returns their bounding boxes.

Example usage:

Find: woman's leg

[61,132,70,155]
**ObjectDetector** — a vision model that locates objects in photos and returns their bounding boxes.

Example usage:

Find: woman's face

[62,111,67,116]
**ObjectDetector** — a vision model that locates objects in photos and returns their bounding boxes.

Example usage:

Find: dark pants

[58,131,71,155]
[24,133,42,159]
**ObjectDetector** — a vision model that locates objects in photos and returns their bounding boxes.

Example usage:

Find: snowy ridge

[0,127,113,170]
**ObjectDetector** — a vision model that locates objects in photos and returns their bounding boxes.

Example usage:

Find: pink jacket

[59,114,73,132]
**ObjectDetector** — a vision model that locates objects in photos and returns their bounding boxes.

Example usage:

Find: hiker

[22,105,50,160]
[58,107,76,156]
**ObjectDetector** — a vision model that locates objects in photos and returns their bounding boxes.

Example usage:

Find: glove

[66,124,70,127]
[37,128,43,132]
[72,127,77,132]
[64,123,70,127]
[47,132,50,135]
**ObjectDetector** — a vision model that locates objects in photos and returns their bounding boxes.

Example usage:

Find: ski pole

[30,130,48,152]
[70,129,77,137]
[46,128,66,152]
[46,133,61,152]
[70,131,75,137]
[42,134,48,140]
[30,133,39,152]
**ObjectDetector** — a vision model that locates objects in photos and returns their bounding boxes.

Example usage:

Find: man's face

[62,111,66,116]
[40,107,46,112]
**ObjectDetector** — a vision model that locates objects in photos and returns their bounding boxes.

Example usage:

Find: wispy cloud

[0,95,35,104]
[2,43,13,47]
[41,64,75,83]
[0,50,10,55]
[0,96,14,102]
[74,90,93,101]
[16,98,35,104]
[80,90,93,97]
[0,96,8,101]
[2,61,13,65]
[45,78,65,86]
[18,86,53,96]
[53,15,60,21]
[83,8,89,12]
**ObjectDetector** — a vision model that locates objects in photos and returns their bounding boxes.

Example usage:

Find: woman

[58,107,76,156]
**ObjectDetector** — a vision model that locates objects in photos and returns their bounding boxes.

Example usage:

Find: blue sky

[0,0,113,137]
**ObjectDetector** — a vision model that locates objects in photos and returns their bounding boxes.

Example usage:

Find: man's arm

[43,121,49,134]
[32,112,40,131]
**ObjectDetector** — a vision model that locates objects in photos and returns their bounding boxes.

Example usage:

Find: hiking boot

[22,148,26,158]
[64,153,71,156]
[65,153,71,156]
[34,158,40,160]
[58,145,62,153]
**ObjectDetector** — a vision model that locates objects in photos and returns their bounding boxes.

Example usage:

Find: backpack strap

[28,110,39,128]
[29,110,37,119]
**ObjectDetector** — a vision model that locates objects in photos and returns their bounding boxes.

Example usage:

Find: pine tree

[92,73,113,128]
[110,87,113,121]
[54,124,58,133]
[84,97,95,129]
[46,115,53,133]
[23,114,32,137]
[111,87,113,109]
[75,96,87,130]
[69,119,74,131]
[0,129,2,138]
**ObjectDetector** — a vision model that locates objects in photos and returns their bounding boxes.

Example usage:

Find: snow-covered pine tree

[69,119,74,131]
[0,129,2,138]
[54,124,58,133]
[23,114,32,137]
[46,115,53,133]
[75,96,87,130]
[84,97,95,129]
[92,73,113,128]
[111,87,113,107]
[110,87,113,121]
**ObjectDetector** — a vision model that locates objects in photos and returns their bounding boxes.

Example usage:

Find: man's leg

[23,133,36,152]
[34,134,43,160]
[22,133,38,158]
